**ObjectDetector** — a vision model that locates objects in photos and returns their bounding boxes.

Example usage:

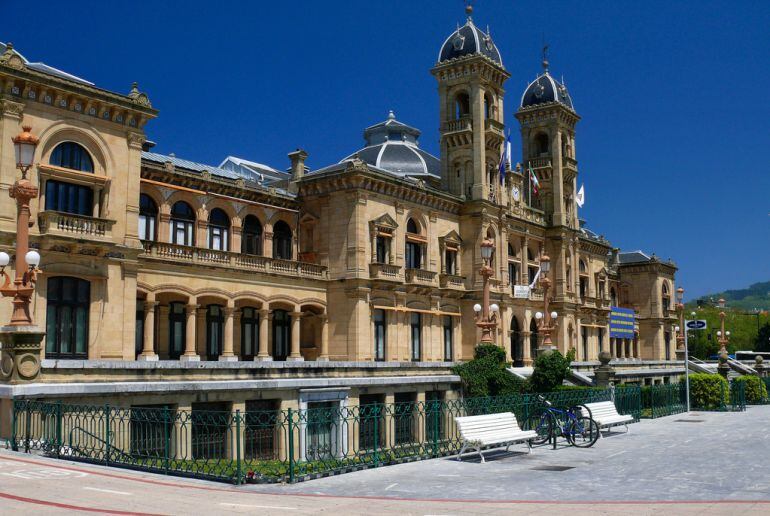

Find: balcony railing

[439,273,465,289]
[441,116,472,133]
[38,211,116,239]
[563,156,578,171]
[141,241,328,279]
[527,157,552,169]
[405,268,437,285]
[369,262,402,280]
[484,118,505,137]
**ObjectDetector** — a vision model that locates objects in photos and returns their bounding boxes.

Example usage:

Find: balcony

[563,156,578,172]
[484,118,505,138]
[527,157,552,169]
[439,273,465,290]
[369,262,402,281]
[38,211,116,240]
[405,268,437,286]
[442,116,472,134]
[141,241,328,279]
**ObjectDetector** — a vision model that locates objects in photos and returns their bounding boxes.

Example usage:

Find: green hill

[692,281,770,312]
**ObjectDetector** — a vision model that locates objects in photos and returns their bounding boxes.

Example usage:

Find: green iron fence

[10,387,639,484]
[639,379,747,418]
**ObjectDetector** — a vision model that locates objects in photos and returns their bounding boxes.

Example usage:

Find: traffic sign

[686,320,707,330]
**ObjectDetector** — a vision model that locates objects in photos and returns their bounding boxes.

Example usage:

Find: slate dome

[437,6,503,67]
[520,60,574,110]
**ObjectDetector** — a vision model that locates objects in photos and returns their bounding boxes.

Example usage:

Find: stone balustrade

[405,268,437,285]
[441,116,472,133]
[38,211,115,239]
[439,273,465,289]
[527,156,552,169]
[369,262,402,280]
[141,241,328,279]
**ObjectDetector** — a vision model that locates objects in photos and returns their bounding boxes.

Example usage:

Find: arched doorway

[529,318,539,362]
[511,317,523,367]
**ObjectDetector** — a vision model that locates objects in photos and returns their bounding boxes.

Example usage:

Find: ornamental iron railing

[17,384,745,485]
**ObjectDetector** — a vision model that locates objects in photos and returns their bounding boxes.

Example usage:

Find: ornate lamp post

[473,238,498,344]
[536,253,558,353]
[0,126,45,383]
[675,287,685,359]
[716,298,730,378]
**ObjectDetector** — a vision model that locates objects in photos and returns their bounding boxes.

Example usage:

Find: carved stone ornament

[127,82,152,108]
[0,99,24,117]
[0,43,25,70]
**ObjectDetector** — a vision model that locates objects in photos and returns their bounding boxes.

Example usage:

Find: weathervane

[542,40,550,72]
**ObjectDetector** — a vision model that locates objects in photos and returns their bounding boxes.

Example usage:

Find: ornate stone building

[0,8,678,433]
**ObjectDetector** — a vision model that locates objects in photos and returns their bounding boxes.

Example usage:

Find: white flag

[575,184,585,208]
[529,267,541,289]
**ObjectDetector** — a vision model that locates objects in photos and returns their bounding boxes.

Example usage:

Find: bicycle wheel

[525,411,553,445]
[566,416,600,448]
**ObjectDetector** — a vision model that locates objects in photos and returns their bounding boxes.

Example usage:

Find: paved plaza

[2,406,770,515]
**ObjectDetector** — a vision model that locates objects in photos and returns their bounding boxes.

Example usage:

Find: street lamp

[474,238,498,344]
[717,298,729,355]
[1,126,41,327]
[536,253,557,352]
[675,287,685,359]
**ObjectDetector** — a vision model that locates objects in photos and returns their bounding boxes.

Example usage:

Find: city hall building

[0,8,679,436]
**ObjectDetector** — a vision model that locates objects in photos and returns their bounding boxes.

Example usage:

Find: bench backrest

[580,401,622,419]
[455,412,522,439]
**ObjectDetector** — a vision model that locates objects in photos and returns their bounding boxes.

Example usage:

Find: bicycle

[525,395,600,448]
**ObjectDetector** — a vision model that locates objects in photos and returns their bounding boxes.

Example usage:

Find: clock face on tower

[512,185,520,202]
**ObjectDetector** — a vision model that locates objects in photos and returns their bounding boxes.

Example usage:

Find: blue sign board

[609,307,635,339]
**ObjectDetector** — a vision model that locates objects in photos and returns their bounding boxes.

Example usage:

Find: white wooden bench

[455,412,537,462]
[579,401,634,438]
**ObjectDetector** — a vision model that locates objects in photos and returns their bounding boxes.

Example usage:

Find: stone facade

[0,9,678,424]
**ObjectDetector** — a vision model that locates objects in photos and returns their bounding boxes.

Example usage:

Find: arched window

[579,260,589,299]
[46,276,90,359]
[661,283,671,313]
[579,259,587,273]
[45,180,93,216]
[50,142,94,172]
[273,221,292,260]
[530,318,539,361]
[208,208,230,251]
[170,201,195,246]
[511,317,523,367]
[272,309,290,360]
[405,218,422,269]
[206,304,224,360]
[454,92,470,119]
[242,215,263,255]
[534,133,549,156]
[138,194,158,241]
[240,307,259,359]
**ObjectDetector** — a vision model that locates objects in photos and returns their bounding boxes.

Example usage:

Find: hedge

[689,373,729,410]
[733,375,768,404]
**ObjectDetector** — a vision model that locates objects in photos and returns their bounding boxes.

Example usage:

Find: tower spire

[465,0,473,20]
[541,42,550,73]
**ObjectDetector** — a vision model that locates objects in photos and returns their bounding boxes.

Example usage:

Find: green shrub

[689,373,729,409]
[733,375,768,404]
[452,344,525,398]
[530,350,570,393]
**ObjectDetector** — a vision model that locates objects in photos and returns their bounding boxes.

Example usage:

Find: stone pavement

[1,406,769,515]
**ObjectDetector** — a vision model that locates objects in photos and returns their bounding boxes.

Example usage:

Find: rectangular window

[135,303,144,358]
[376,236,388,263]
[45,180,93,216]
[244,399,278,461]
[373,309,386,361]
[191,402,229,460]
[130,405,170,458]
[206,305,223,360]
[508,262,517,288]
[581,326,588,360]
[169,302,186,359]
[425,391,445,440]
[410,312,421,361]
[394,392,416,445]
[598,328,604,352]
[665,332,671,360]
[171,220,194,246]
[528,266,538,285]
[445,249,457,275]
[240,307,259,359]
[45,276,90,359]
[306,401,336,461]
[138,215,156,241]
[358,394,384,451]
[443,315,453,361]
[406,242,421,269]
[579,277,588,299]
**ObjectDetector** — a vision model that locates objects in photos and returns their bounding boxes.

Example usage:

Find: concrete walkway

[1,406,769,515]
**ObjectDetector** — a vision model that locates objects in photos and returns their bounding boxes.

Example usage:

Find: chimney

[288,149,308,181]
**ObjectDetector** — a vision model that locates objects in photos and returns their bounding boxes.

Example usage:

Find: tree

[756,323,770,352]
[530,349,573,392]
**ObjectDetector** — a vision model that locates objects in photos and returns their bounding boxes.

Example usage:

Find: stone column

[138,298,158,361]
[219,303,236,361]
[256,309,271,361]
[181,303,200,361]
[317,314,329,361]
[620,338,626,359]
[594,351,615,388]
[755,356,766,377]
[522,331,533,366]
[288,309,303,361]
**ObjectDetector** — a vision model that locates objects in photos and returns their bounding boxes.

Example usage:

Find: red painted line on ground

[2,452,770,506]
[0,490,165,515]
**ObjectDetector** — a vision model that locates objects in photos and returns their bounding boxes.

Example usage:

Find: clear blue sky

[6,0,769,299]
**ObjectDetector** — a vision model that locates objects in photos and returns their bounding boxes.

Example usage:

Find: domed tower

[515,50,580,229]
[431,4,510,201]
